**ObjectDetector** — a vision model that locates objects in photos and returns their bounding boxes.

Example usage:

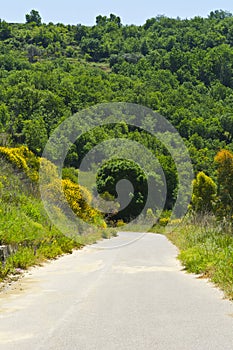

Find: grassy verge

[0,158,114,282]
[166,216,233,300]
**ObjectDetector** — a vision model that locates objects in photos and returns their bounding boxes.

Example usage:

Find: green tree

[75,24,88,41]
[220,114,233,142]
[0,103,10,132]
[22,117,48,155]
[191,172,217,214]
[0,20,12,40]
[215,150,233,218]
[208,10,232,20]
[25,10,42,26]
[96,158,147,222]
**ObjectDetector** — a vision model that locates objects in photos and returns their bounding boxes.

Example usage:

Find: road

[0,232,232,350]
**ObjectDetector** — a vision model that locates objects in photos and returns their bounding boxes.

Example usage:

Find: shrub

[191,171,217,214]
[0,146,39,181]
[159,217,169,226]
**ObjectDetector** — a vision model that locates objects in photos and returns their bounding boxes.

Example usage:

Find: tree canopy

[1,9,233,220]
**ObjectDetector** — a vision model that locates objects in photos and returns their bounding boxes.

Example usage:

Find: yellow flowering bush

[40,161,106,228]
[116,219,125,227]
[0,146,39,181]
[62,179,106,227]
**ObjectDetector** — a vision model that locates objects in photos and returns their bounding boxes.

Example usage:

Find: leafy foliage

[191,172,217,214]
[25,10,42,26]
[96,158,147,222]
[0,10,232,174]
[215,149,233,219]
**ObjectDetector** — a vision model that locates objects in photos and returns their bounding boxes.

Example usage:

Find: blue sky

[1,0,233,25]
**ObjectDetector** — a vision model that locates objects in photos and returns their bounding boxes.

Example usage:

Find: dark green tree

[0,20,12,40]
[25,10,42,25]
[96,159,148,222]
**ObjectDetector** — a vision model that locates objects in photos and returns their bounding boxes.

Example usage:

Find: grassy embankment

[0,147,113,283]
[152,216,233,300]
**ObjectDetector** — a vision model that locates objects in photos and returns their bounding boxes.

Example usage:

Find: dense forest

[0,9,233,221]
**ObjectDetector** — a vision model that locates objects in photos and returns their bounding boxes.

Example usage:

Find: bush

[116,219,125,227]
[0,146,39,181]
[159,217,169,226]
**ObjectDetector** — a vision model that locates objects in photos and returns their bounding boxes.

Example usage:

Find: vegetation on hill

[0,10,233,169]
[0,147,108,282]
[0,9,233,293]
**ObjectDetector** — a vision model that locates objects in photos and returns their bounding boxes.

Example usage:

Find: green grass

[167,215,233,300]
[0,159,111,282]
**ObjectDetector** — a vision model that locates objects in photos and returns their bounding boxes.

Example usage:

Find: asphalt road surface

[0,232,233,350]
